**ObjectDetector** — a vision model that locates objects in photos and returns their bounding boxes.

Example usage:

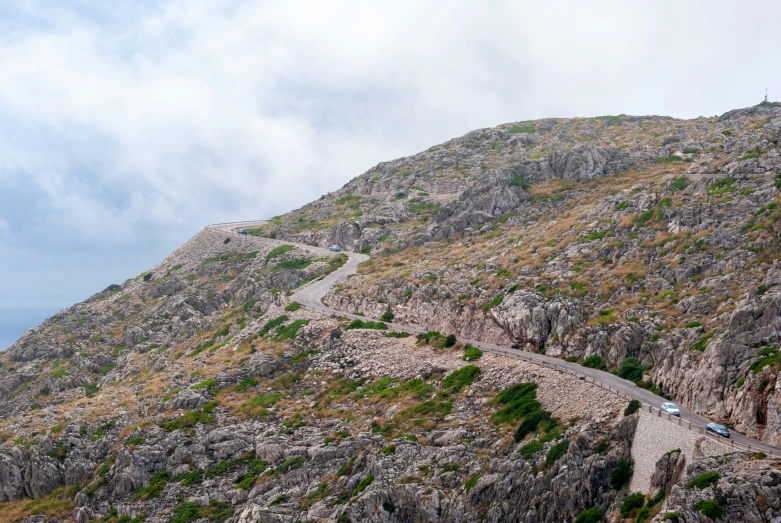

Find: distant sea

[0,307,59,352]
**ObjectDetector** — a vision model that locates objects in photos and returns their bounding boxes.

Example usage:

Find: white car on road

[661,402,680,416]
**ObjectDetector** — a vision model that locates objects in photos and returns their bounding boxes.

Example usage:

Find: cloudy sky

[0,0,779,347]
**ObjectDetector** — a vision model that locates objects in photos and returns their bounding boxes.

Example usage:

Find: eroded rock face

[518,145,636,184]
[490,291,584,349]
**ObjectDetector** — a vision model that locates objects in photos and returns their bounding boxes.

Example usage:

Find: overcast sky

[1,0,779,346]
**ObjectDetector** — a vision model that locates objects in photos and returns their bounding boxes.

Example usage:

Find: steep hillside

[3,103,781,522]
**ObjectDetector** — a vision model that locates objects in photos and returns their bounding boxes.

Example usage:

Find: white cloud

[0,0,780,309]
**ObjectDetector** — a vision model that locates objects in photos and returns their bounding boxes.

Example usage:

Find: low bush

[272,258,312,271]
[463,345,483,361]
[574,507,606,523]
[582,355,607,370]
[624,399,641,416]
[618,357,644,382]
[610,458,634,489]
[264,245,294,265]
[482,293,504,311]
[694,499,724,518]
[545,439,570,465]
[686,471,720,490]
[620,492,645,517]
[519,440,543,458]
[258,315,288,337]
[441,365,481,393]
[346,319,387,330]
[380,310,394,322]
[273,319,309,341]
[284,301,301,312]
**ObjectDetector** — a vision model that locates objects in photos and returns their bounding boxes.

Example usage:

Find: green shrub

[284,301,301,312]
[161,410,215,431]
[274,456,305,476]
[172,502,202,523]
[509,125,536,134]
[610,458,634,489]
[574,507,606,523]
[750,347,780,373]
[509,176,530,189]
[351,473,375,497]
[482,293,504,311]
[707,177,735,193]
[620,493,645,517]
[618,358,644,382]
[593,439,610,454]
[661,513,683,522]
[694,499,724,518]
[636,209,657,227]
[264,245,294,265]
[463,346,483,361]
[241,393,286,417]
[519,440,543,458]
[441,365,481,393]
[125,436,145,446]
[47,441,67,461]
[243,299,257,311]
[690,332,714,352]
[654,155,683,163]
[346,319,387,330]
[669,177,690,191]
[274,319,309,341]
[682,148,700,154]
[131,471,169,501]
[635,507,651,523]
[545,439,569,465]
[582,355,607,370]
[464,474,481,493]
[191,379,220,391]
[741,149,762,160]
[624,399,641,416]
[380,310,394,322]
[258,315,288,337]
[444,334,457,348]
[234,378,257,392]
[687,471,720,490]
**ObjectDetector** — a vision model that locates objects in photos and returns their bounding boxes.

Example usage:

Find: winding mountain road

[211,221,781,457]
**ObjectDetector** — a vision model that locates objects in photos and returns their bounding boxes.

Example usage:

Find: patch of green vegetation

[545,439,570,465]
[172,500,233,523]
[620,492,645,517]
[84,383,100,396]
[482,293,504,311]
[509,176,530,189]
[615,201,630,210]
[618,357,644,382]
[336,194,361,205]
[47,441,67,461]
[669,177,690,191]
[441,365,481,393]
[125,436,145,446]
[582,355,607,370]
[583,230,611,241]
[190,379,220,391]
[273,319,309,341]
[740,149,762,160]
[130,471,169,501]
[509,124,537,134]
[408,200,441,215]
[380,309,394,322]
[593,439,610,454]
[750,347,780,373]
[654,155,683,163]
[694,499,724,519]
[274,455,305,476]
[690,332,714,352]
[161,409,215,431]
[345,319,387,330]
[463,345,483,361]
[707,177,735,194]
[610,458,634,489]
[201,251,258,266]
[624,399,641,416]
[258,315,288,337]
[687,471,720,490]
[518,439,543,458]
[241,393,286,417]
[635,208,657,227]
[574,507,606,523]
[264,245,294,265]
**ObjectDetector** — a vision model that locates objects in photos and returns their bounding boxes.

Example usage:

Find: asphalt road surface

[211,221,781,457]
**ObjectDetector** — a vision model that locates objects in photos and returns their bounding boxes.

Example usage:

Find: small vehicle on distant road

[661,402,680,416]
[329,245,341,252]
[237,229,248,235]
[706,422,730,438]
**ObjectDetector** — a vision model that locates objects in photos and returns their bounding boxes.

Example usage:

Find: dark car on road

[706,422,730,438]
[329,245,341,252]
[237,229,248,235]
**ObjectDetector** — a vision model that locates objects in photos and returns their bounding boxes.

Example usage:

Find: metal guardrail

[205,219,267,229]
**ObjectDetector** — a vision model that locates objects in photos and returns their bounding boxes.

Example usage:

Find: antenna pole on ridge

[765,89,768,102]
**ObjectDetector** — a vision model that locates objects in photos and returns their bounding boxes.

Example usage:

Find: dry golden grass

[0,486,77,522]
